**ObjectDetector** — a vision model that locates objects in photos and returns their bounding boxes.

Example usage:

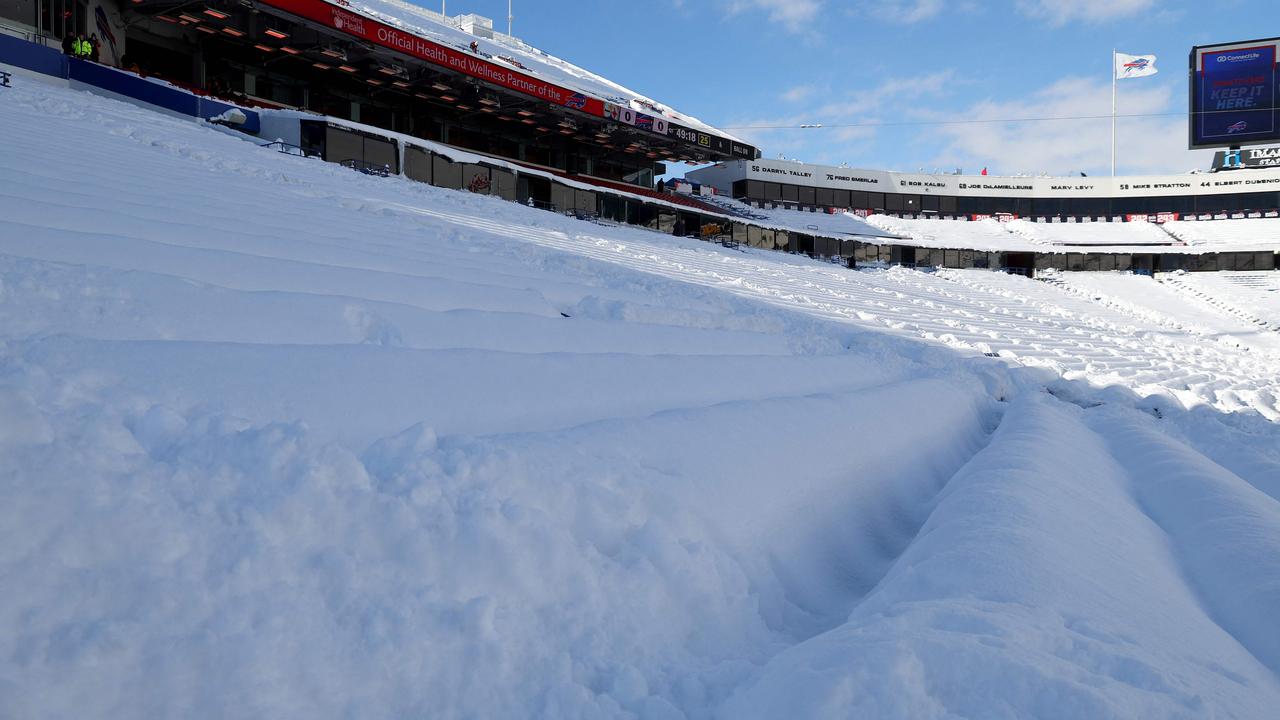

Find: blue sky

[424,0,1278,176]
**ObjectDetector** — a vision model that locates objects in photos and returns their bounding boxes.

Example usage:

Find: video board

[1189,37,1280,149]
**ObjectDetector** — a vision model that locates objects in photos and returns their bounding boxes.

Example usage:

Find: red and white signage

[260,0,605,114]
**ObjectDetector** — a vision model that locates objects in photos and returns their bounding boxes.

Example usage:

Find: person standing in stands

[61,32,75,56]
[74,34,90,59]
[89,34,101,63]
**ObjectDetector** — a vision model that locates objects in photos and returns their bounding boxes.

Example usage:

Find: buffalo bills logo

[1227,121,1248,134]
[635,114,654,130]
[1123,58,1148,71]
[95,6,117,60]
[565,93,588,109]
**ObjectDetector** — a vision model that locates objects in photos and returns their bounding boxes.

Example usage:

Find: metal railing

[339,159,393,177]
[260,140,314,158]
[563,208,602,224]
[712,234,740,249]
[524,198,558,212]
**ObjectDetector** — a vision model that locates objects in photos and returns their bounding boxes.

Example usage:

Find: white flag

[1115,53,1158,79]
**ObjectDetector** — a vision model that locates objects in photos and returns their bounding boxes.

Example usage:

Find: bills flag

[1115,53,1158,79]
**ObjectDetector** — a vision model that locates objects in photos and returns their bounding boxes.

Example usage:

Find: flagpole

[1111,49,1117,177]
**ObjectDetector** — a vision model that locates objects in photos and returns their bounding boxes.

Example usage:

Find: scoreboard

[1190,37,1280,149]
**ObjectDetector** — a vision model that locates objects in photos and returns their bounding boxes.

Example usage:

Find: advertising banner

[1212,146,1280,169]
[261,0,605,114]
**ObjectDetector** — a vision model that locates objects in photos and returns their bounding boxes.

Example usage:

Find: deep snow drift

[2,79,1280,719]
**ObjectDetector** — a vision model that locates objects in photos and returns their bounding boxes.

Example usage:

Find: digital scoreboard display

[1190,37,1280,149]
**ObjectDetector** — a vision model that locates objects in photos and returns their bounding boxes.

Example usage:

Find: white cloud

[1016,0,1156,24]
[723,70,956,164]
[867,0,946,23]
[780,84,818,102]
[923,76,1212,175]
[727,0,823,34]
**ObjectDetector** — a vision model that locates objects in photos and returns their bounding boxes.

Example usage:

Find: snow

[868,213,1280,254]
[866,214,1019,250]
[3,78,1280,719]
[1165,218,1280,247]
[1006,218,1174,246]
[691,195,895,239]
[1158,271,1280,334]
[1048,271,1280,355]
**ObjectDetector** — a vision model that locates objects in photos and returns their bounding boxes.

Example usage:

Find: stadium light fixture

[431,82,451,92]
[264,28,289,40]
[178,14,201,23]
[203,9,230,19]
[196,25,217,34]
[280,46,301,55]
[253,44,274,53]
[521,118,536,125]
[439,94,458,102]
[338,64,359,73]
[392,80,411,89]
[221,27,246,37]
[456,104,473,110]
[516,110,535,117]
[313,62,332,70]
[156,15,178,22]
[320,47,347,60]
[366,78,383,86]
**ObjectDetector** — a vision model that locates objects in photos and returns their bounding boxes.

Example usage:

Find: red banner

[259,0,606,116]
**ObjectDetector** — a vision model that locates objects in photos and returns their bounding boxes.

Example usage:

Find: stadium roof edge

[253,0,756,159]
